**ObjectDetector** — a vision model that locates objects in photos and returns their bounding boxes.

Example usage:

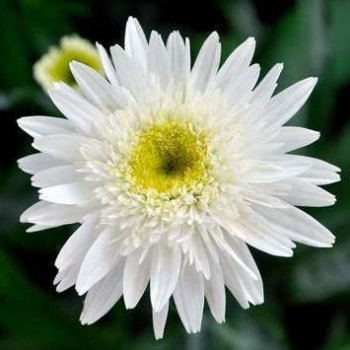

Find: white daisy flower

[18,17,340,339]
[34,35,103,90]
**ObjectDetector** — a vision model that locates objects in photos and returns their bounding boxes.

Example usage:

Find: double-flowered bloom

[18,17,340,339]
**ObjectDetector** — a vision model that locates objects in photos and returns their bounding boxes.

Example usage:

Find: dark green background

[0,0,349,349]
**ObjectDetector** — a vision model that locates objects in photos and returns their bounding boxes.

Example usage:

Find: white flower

[34,35,102,90]
[18,17,340,339]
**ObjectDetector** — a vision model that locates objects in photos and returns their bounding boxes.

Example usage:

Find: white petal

[254,205,335,247]
[48,83,102,135]
[18,153,66,175]
[123,249,151,309]
[262,77,318,126]
[291,155,340,172]
[275,126,320,153]
[76,227,119,295]
[166,31,190,86]
[225,236,263,305]
[197,224,220,265]
[20,201,49,222]
[110,44,146,97]
[205,260,226,323]
[221,251,263,307]
[214,211,295,257]
[260,155,339,186]
[192,234,211,280]
[215,37,255,88]
[236,216,295,257]
[151,244,181,312]
[26,224,54,232]
[222,63,260,108]
[173,263,204,334]
[220,254,249,308]
[301,169,340,185]
[96,43,119,86]
[148,31,171,88]
[39,182,95,205]
[124,17,148,72]
[21,201,89,226]
[32,165,79,187]
[243,188,288,209]
[55,216,99,270]
[248,63,284,117]
[152,301,169,340]
[296,156,341,185]
[80,262,124,325]
[70,61,126,110]
[17,116,74,138]
[190,32,221,92]
[248,160,310,184]
[33,134,89,161]
[208,222,258,279]
[55,265,79,292]
[281,178,336,207]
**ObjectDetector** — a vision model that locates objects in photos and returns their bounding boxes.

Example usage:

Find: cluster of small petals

[18,17,340,339]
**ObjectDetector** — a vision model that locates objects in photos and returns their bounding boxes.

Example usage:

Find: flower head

[18,17,340,339]
[34,35,102,90]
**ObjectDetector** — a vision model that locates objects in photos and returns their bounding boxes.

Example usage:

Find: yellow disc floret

[127,120,212,194]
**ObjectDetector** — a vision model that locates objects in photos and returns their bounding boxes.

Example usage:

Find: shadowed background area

[0,0,349,349]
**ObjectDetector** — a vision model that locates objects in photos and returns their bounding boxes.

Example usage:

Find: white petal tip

[19,213,28,223]
[69,60,78,68]
[49,82,66,92]
[17,118,25,129]
[55,284,66,293]
[126,16,136,23]
[75,284,88,296]
[251,295,265,305]
[79,316,92,326]
[123,296,137,310]
[211,31,219,39]
[188,327,201,334]
[126,16,142,30]
[333,174,341,182]
[69,61,85,72]
[320,236,336,248]
[307,77,318,87]
[213,316,225,324]
[276,249,294,258]
[54,259,64,269]
[96,42,105,52]
[314,131,321,140]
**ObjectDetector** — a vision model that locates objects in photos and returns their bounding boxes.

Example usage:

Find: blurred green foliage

[0,0,349,349]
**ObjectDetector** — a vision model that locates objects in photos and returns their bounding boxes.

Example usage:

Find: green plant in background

[0,0,349,349]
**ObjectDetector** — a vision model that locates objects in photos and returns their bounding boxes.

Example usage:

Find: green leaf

[291,239,350,302]
[329,0,350,86]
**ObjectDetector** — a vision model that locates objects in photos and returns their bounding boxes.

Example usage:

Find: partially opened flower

[18,17,340,339]
[34,35,102,90]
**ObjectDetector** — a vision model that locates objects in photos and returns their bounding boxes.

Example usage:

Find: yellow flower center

[34,35,103,90]
[127,120,211,194]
